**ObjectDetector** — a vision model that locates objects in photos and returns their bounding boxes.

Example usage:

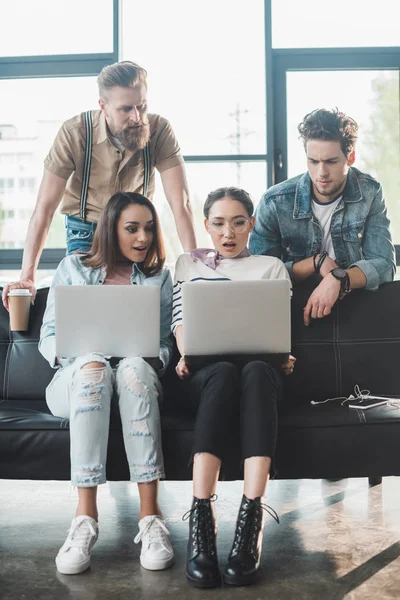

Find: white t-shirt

[312,196,342,259]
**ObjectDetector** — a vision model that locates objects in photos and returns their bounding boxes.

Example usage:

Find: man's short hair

[298,108,358,157]
[97,61,147,100]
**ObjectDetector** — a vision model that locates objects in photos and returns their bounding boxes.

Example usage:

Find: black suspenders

[79,110,151,223]
[80,111,93,222]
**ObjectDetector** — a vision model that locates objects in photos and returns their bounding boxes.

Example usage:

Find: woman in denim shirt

[39,192,174,576]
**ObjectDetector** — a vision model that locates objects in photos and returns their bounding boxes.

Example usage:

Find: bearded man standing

[3,61,196,306]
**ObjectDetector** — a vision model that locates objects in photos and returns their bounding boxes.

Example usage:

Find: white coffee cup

[7,289,32,331]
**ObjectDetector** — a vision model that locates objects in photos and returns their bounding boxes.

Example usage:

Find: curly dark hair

[203,187,254,219]
[298,108,358,157]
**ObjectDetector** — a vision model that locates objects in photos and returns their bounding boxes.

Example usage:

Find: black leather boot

[224,495,279,586]
[183,496,221,588]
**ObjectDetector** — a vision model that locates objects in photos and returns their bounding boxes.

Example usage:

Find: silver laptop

[182,279,291,366]
[55,285,160,358]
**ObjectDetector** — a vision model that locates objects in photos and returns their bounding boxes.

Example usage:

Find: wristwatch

[330,268,350,297]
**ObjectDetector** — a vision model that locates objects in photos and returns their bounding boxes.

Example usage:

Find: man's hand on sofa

[2,279,36,311]
[281,354,296,375]
[176,356,190,379]
[303,275,341,326]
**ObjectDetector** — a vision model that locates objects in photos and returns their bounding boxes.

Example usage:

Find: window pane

[0,0,113,56]
[0,77,99,249]
[121,0,266,155]
[286,70,400,243]
[152,162,266,265]
[272,0,399,48]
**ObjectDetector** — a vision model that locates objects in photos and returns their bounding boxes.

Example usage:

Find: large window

[0,0,117,274]
[285,70,400,243]
[0,77,99,249]
[121,0,266,156]
[272,0,400,48]
[0,0,399,274]
[121,0,267,264]
[0,0,114,57]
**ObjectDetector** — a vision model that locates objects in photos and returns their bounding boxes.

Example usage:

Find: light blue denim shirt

[249,167,395,291]
[39,254,173,374]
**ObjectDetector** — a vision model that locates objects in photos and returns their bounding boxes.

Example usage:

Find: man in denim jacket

[249,108,395,326]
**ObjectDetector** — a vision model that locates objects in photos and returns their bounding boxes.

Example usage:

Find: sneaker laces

[67,519,97,551]
[134,516,170,546]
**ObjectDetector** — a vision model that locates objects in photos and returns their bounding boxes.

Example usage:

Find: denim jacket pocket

[342,222,365,262]
[283,241,307,262]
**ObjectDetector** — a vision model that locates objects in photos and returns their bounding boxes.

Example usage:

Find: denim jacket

[249,167,395,291]
[39,254,173,373]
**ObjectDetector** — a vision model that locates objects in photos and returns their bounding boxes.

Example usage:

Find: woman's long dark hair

[82,192,165,276]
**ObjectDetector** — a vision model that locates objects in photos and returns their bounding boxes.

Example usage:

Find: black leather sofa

[1,281,400,484]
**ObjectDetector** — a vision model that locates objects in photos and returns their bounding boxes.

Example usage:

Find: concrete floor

[1,478,400,600]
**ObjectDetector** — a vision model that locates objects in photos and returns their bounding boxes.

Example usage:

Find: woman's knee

[209,361,239,382]
[71,358,112,412]
[242,360,277,379]
[116,357,158,397]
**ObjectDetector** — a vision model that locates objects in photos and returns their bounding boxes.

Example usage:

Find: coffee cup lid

[7,289,32,297]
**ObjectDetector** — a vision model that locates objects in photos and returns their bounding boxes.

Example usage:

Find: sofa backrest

[285,280,400,405]
[1,281,400,404]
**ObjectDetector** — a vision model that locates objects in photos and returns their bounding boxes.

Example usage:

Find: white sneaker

[134,515,174,571]
[56,516,99,575]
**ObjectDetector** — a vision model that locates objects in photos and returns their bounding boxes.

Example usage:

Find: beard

[114,122,150,152]
[107,112,150,152]
[314,179,346,199]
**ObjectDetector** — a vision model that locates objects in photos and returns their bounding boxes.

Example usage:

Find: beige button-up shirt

[44,110,183,223]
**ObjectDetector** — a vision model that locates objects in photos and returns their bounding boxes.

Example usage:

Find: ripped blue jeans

[46,353,165,486]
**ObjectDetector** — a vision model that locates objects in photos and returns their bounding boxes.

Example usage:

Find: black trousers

[181,360,282,462]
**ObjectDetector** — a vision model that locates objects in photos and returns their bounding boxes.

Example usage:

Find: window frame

[270,45,400,264]
[0,0,399,267]
[0,0,119,269]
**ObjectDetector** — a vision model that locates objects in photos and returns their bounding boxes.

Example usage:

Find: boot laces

[182,495,217,554]
[235,502,280,557]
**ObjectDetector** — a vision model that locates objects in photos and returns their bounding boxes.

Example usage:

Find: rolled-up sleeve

[44,122,77,180]
[349,186,395,291]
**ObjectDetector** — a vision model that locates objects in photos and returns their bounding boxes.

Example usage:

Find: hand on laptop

[281,354,296,375]
[176,356,190,379]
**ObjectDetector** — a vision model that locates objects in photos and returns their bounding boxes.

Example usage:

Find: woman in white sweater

[172,187,295,588]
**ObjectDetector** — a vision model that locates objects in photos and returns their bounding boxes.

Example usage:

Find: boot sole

[223,571,258,586]
[186,571,221,588]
